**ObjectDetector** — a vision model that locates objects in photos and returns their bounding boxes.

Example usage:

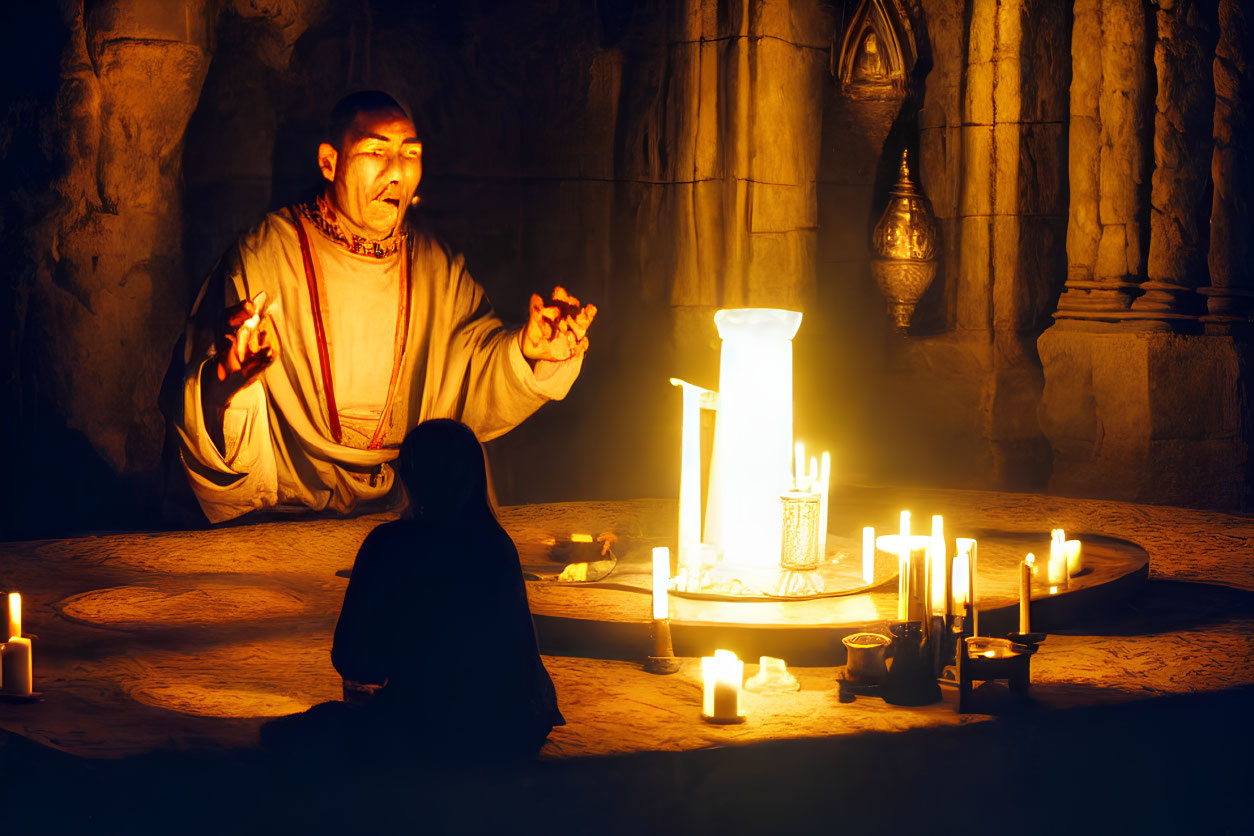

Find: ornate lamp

[870,149,939,333]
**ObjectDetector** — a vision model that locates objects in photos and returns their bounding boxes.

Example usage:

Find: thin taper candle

[898,511,911,620]
[652,547,670,620]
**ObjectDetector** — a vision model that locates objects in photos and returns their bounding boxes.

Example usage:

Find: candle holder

[955,636,1039,714]
[644,618,681,675]
[779,490,821,571]
[881,621,942,706]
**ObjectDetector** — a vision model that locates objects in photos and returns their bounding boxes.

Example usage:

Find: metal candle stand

[644,618,680,674]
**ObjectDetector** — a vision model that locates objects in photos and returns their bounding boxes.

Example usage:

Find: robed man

[164,91,596,524]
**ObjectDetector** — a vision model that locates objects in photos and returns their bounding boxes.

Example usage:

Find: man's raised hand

[521,286,597,363]
[215,291,280,392]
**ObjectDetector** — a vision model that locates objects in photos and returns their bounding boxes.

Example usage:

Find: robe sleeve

[429,250,583,442]
[167,245,280,523]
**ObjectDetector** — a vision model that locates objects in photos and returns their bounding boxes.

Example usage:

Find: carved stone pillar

[1199,0,1254,330]
[1132,0,1217,326]
[1055,0,1153,321]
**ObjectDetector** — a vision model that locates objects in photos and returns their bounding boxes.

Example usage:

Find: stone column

[1133,0,1217,326]
[1055,0,1153,321]
[1199,0,1254,330]
[30,0,212,472]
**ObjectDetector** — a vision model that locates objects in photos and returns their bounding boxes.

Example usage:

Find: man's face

[318,108,423,237]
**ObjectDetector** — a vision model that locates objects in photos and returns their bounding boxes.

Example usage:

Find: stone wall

[4,0,1252,535]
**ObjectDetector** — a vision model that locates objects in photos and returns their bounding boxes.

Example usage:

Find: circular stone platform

[505,499,1149,665]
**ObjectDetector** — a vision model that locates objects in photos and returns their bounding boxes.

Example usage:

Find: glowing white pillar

[670,379,717,582]
[705,308,802,572]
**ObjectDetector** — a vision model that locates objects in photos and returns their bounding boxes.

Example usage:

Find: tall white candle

[652,547,670,620]
[951,548,970,608]
[1066,539,1083,576]
[1020,554,1035,633]
[6,592,19,641]
[702,649,743,721]
[898,511,911,620]
[671,379,705,582]
[817,452,831,562]
[929,515,946,610]
[862,526,875,585]
[2,637,32,696]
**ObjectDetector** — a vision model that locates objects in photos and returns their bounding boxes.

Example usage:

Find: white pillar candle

[1048,528,1068,586]
[897,511,911,620]
[2,637,32,696]
[817,452,831,562]
[1066,539,1083,576]
[1020,554,1035,634]
[862,526,875,585]
[929,515,946,610]
[951,548,970,608]
[6,592,19,641]
[652,547,670,621]
[702,649,743,721]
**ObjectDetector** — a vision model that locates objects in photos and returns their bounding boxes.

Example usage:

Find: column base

[1038,326,1254,509]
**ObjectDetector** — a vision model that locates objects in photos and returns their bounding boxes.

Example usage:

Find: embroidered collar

[298,192,406,259]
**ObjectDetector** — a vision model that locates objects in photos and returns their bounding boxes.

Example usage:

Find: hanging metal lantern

[870,149,939,333]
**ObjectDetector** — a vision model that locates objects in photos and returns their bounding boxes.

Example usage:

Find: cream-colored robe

[171,211,580,523]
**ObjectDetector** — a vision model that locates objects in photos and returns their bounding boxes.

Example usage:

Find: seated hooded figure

[330,419,563,758]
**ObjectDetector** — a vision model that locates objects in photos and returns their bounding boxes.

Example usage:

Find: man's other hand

[521,286,597,363]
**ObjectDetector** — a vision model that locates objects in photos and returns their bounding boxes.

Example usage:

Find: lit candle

[817,452,831,562]
[6,592,19,640]
[652,547,670,620]
[1048,529,1068,587]
[795,441,806,490]
[952,546,970,608]
[929,515,946,610]
[702,649,743,721]
[862,526,875,585]
[1066,539,1083,576]
[1,637,32,696]
[1020,553,1035,633]
[898,511,911,620]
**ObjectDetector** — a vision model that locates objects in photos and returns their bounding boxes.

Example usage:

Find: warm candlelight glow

[705,309,802,574]
[702,649,743,721]
[6,592,19,641]
[1048,528,1068,586]
[1066,539,1083,576]
[652,547,670,620]
[570,533,593,543]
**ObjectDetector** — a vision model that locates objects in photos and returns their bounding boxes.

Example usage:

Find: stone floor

[1,486,1253,833]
